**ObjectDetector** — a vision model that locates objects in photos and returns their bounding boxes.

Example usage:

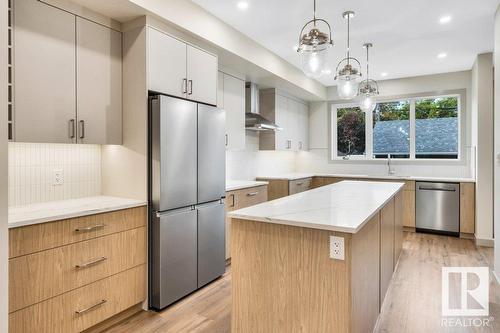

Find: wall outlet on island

[53,169,64,186]
[330,235,345,260]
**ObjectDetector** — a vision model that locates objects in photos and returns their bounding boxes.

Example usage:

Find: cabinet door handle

[225,134,228,147]
[79,120,85,139]
[229,194,235,207]
[74,224,106,232]
[69,119,75,139]
[182,78,188,94]
[75,256,107,269]
[246,192,258,197]
[296,182,303,186]
[299,141,303,150]
[75,299,107,314]
[188,80,193,95]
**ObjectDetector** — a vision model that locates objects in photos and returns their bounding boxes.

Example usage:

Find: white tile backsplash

[226,131,296,181]
[8,143,101,206]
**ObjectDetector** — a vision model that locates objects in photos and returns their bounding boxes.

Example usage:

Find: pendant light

[335,11,362,100]
[297,0,333,78]
[359,43,379,112]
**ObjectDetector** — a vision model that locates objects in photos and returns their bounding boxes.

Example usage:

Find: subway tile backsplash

[8,143,101,206]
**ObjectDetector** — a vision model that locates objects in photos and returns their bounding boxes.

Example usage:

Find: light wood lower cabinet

[460,182,475,235]
[402,189,415,228]
[380,199,395,308]
[394,191,404,265]
[9,265,146,333]
[225,185,268,259]
[256,177,312,200]
[9,227,146,312]
[8,206,147,332]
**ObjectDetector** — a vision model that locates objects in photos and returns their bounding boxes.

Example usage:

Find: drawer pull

[75,224,106,232]
[75,299,107,314]
[75,256,107,269]
[229,194,235,208]
[296,182,303,186]
[246,192,258,197]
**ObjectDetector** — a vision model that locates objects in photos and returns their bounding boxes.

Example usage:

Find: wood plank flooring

[102,232,499,333]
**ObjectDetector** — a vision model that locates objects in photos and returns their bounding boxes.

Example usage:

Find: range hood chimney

[245,83,282,131]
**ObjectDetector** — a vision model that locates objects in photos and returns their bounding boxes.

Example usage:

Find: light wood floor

[103,232,499,333]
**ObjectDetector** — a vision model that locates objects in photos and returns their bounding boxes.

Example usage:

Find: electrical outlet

[330,235,345,260]
[53,169,63,186]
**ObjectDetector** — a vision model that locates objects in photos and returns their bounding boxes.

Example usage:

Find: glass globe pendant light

[335,11,362,99]
[297,0,333,78]
[359,43,379,112]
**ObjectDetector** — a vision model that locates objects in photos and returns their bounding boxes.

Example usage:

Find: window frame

[330,90,465,162]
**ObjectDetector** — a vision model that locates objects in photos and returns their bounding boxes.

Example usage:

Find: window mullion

[366,109,373,159]
[410,99,416,159]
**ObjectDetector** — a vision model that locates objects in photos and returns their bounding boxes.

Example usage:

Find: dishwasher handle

[418,186,456,192]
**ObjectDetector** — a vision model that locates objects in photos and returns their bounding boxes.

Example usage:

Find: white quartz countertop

[256,173,315,181]
[226,180,269,192]
[9,196,147,228]
[228,180,404,233]
[256,172,475,183]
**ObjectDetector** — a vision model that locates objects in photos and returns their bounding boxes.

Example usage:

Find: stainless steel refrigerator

[149,95,226,310]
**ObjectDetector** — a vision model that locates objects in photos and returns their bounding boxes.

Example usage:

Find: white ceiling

[191,0,500,86]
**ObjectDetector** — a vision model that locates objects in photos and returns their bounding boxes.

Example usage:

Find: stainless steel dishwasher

[416,182,460,236]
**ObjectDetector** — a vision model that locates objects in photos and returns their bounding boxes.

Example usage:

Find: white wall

[0,0,8,329]
[471,53,494,245]
[494,6,500,281]
[8,143,101,206]
[298,71,474,179]
[226,131,296,180]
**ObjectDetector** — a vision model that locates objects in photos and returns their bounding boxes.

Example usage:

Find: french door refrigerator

[149,95,226,310]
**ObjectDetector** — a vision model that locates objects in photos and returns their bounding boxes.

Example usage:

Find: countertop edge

[256,173,475,183]
[8,201,147,229]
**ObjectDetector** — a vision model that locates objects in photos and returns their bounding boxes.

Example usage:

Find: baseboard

[460,233,475,240]
[403,226,415,232]
[475,237,494,247]
[82,303,144,333]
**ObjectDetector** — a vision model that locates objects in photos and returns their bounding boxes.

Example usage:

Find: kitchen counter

[9,196,147,228]
[226,180,269,192]
[228,180,404,233]
[257,172,475,183]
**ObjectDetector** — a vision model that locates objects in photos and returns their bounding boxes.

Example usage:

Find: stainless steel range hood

[245,83,282,131]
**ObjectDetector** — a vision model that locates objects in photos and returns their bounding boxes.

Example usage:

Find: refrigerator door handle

[156,205,196,218]
[195,199,224,210]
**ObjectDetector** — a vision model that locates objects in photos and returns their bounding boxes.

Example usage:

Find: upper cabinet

[218,71,245,151]
[77,18,122,144]
[259,89,309,152]
[13,0,122,144]
[14,0,76,143]
[147,27,217,106]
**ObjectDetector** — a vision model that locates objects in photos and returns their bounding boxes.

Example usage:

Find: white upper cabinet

[147,27,218,106]
[259,89,309,152]
[217,71,224,109]
[148,28,187,99]
[14,0,76,143]
[187,45,217,106]
[13,0,123,144]
[220,72,245,151]
[76,18,122,145]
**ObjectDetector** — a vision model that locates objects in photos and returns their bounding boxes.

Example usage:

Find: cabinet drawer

[234,186,268,210]
[9,206,146,258]
[9,265,146,333]
[9,227,146,312]
[289,178,312,195]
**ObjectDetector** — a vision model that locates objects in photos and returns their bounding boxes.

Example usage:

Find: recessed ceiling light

[439,15,452,24]
[237,1,249,10]
[437,52,447,59]
[381,72,388,77]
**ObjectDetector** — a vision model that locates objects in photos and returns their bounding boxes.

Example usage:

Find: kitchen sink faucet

[387,154,396,175]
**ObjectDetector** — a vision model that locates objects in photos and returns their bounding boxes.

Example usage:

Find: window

[331,93,461,161]
[415,96,458,159]
[373,101,410,158]
[336,107,365,157]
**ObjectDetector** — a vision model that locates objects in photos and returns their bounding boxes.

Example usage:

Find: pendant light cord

[366,45,369,80]
[313,0,316,26]
[347,15,350,65]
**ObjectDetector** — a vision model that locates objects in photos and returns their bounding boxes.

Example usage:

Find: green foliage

[415,97,458,119]
[337,107,365,156]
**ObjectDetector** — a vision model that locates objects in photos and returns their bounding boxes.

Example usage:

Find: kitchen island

[228,181,404,333]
